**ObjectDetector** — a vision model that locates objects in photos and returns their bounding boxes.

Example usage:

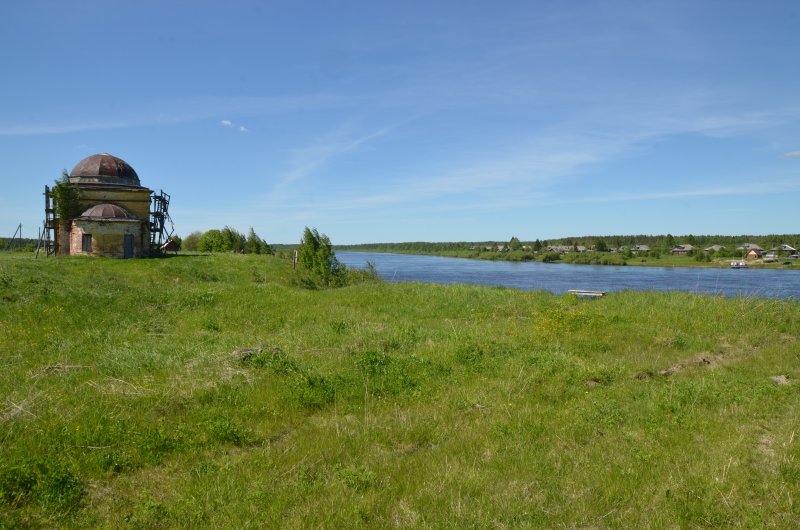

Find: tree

[594,238,608,252]
[197,229,225,252]
[662,233,676,252]
[182,231,202,251]
[51,170,81,221]
[245,227,272,254]
[221,226,246,253]
[297,227,345,286]
[509,236,522,251]
[532,239,542,252]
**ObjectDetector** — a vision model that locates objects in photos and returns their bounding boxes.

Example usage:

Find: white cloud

[0,93,358,136]
[560,179,800,205]
[278,123,397,185]
[781,150,800,159]
[239,126,249,132]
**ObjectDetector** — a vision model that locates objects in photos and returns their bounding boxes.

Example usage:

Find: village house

[765,244,799,260]
[631,245,650,254]
[737,243,764,252]
[703,244,724,254]
[736,243,764,260]
[546,245,587,254]
[671,244,695,255]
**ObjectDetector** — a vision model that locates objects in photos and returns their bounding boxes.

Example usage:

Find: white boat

[730,261,748,269]
[568,289,606,298]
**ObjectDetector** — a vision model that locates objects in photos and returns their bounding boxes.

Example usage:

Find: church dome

[77,203,133,220]
[69,153,141,186]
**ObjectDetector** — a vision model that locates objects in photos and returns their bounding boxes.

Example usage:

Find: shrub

[182,231,202,251]
[296,227,346,287]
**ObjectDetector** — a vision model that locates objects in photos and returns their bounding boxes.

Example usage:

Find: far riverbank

[337,251,800,299]
[335,247,798,270]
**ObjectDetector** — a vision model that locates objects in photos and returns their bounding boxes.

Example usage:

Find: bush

[197,227,246,253]
[296,227,346,287]
[182,231,202,251]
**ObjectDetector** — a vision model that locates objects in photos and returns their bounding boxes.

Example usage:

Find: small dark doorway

[123,234,134,258]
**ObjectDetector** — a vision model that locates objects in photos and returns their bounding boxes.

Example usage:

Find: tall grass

[1,253,798,527]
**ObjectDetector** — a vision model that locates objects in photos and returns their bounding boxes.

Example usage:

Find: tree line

[178,226,273,254]
[336,233,800,254]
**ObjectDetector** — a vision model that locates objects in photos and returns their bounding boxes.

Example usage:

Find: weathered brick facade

[70,219,148,258]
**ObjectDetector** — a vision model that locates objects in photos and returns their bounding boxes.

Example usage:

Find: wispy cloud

[0,93,356,136]
[221,119,250,132]
[278,123,398,185]
[781,150,800,159]
[560,179,800,205]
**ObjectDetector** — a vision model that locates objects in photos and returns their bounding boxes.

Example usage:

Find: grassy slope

[1,253,799,528]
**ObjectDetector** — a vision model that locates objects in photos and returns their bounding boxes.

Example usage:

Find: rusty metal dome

[77,203,133,220]
[69,153,141,186]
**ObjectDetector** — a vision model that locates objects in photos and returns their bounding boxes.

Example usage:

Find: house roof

[738,243,764,251]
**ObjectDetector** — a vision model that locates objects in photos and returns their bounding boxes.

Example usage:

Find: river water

[337,251,800,299]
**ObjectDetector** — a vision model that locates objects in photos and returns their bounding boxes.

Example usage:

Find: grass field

[1,253,799,528]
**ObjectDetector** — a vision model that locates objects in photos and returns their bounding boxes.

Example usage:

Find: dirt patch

[585,379,601,387]
[231,347,261,361]
[659,353,720,376]
[770,375,790,385]
[230,345,283,362]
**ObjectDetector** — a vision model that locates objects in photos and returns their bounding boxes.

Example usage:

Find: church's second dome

[77,203,133,220]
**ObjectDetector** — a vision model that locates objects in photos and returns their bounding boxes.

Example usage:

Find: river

[337,251,800,299]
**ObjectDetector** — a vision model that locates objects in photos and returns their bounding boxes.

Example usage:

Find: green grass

[1,253,799,527]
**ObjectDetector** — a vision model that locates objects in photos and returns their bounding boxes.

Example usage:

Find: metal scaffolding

[150,189,174,253]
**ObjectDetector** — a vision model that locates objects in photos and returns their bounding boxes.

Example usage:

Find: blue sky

[1,1,799,244]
